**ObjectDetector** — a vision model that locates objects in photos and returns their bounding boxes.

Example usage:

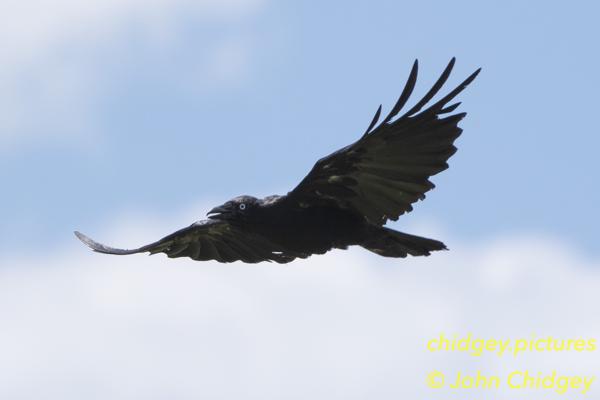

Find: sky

[1,1,599,399]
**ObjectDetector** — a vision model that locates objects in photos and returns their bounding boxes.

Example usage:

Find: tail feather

[362,227,447,258]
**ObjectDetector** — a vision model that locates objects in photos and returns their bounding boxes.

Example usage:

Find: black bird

[75,58,480,264]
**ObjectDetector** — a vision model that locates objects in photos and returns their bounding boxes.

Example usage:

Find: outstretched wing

[289,58,480,225]
[75,219,298,264]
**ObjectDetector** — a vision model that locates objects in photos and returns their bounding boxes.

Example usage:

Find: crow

[75,58,480,263]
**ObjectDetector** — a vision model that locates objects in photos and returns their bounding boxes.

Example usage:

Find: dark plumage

[75,58,480,263]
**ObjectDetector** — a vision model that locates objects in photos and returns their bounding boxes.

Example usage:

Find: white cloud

[0,0,264,65]
[0,0,265,149]
[0,212,598,399]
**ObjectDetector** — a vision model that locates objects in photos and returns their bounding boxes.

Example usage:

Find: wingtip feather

[74,231,94,248]
[74,230,141,255]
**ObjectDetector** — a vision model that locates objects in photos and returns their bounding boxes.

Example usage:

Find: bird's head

[206,195,259,221]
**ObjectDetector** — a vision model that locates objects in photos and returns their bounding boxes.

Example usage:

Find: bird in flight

[76,58,480,263]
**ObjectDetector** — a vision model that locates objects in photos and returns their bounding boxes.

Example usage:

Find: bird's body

[76,58,480,263]
[226,196,369,256]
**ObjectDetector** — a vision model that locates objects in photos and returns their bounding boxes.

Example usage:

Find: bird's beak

[207,205,229,219]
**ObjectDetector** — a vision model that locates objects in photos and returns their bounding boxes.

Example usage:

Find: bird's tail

[361,227,447,258]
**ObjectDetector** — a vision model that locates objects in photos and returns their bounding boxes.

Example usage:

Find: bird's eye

[239,203,246,210]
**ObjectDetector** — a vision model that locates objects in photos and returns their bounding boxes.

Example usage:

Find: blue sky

[2,0,598,256]
[1,1,599,399]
